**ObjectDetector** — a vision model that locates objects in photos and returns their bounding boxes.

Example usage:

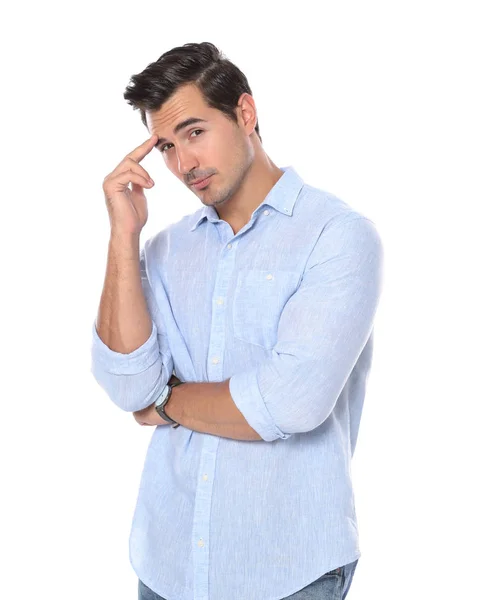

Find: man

[91,42,384,600]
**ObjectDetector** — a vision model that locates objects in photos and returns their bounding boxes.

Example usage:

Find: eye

[159,129,203,153]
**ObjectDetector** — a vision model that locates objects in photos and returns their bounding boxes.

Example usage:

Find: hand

[102,134,158,237]
[133,402,169,427]
[133,373,182,426]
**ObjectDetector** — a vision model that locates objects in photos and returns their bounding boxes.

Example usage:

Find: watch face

[155,384,170,406]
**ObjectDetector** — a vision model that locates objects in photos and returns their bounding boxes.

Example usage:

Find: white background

[1,1,477,598]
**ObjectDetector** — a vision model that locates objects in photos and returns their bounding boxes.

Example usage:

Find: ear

[236,92,258,136]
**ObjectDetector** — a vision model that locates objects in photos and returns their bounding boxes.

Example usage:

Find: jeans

[138,559,358,600]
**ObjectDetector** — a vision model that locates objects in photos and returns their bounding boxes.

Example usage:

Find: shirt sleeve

[228,216,384,441]
[90,240,174,412]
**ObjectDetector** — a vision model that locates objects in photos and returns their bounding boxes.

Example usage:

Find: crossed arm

[132,374,263,441]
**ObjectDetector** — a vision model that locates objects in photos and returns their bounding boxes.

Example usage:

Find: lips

[190,175,211,186]
[191,175,213,190]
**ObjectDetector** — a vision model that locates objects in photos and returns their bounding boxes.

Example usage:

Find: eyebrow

[154,117,208,147]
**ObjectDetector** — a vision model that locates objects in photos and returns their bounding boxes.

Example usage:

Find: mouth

[190,175,213,190]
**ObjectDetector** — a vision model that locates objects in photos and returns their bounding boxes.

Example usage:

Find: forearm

[96,233,152,353]
[165,380,262,441]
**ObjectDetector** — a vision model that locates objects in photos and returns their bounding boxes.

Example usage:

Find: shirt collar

[188,165,305,232]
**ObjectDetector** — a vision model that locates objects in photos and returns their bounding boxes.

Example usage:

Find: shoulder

[296,182,382,248]
[143,209,199,258]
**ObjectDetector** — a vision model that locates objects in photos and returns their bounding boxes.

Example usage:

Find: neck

[215,145,284,234]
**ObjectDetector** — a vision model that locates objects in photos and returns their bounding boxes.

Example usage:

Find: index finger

[126,133,158,163]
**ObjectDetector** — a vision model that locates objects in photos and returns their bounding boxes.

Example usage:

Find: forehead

[146,84,212,133]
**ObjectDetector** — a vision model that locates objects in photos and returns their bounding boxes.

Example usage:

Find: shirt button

[266,274,273,280]
[263,210,270,215]
[227,243,232,249]
[198,539,205,547]
[203,474,208,481]
[212,357,220,364]
[217,297,224,305]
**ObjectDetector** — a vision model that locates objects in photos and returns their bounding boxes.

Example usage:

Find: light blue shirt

[90,166,384,600]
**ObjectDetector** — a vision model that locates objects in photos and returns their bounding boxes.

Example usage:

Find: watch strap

[155,381,184,428]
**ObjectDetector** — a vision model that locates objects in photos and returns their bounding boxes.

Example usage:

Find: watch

[154,381,184,428]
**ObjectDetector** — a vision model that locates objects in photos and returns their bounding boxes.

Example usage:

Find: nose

[176,147,199,178]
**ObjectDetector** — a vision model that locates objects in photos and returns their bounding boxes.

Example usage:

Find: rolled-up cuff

[91,319,160,375]
[228,368,291,442]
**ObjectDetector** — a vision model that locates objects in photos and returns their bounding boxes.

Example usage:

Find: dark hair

[123,42,262,143]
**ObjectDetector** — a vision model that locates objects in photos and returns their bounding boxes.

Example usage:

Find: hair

[123,42,262,143]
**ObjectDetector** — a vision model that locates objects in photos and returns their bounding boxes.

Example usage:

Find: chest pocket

[232,268,300,349]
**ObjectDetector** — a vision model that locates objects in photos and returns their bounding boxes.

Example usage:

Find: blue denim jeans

[138,559,358,600]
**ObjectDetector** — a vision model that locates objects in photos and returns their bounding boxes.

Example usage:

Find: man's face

[146,83,255,209]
